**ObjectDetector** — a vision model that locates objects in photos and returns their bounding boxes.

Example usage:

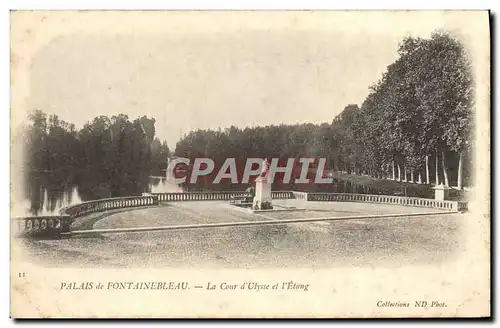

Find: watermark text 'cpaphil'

[165,157,333,185]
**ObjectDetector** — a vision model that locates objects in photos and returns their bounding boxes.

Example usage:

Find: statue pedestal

[433,183,451,201]
[253,176,273,210]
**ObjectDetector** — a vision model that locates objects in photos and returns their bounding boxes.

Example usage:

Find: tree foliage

[24,111,170,197]
[173,31,474,188]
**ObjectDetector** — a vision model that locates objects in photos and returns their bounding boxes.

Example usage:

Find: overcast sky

[21,11,448,149]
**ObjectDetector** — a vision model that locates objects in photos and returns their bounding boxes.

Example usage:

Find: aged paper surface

[10,10,490,318]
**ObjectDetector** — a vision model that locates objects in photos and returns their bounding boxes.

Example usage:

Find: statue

[260,157,270,179]
[253,158,273,210]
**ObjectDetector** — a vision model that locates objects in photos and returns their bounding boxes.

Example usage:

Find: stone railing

[60,195,159,218]
[11,215,74,238]
[12,195,158,239]
[13,190,468,239]
[457,201,469,211]
[152,191,467,211]
[271,191,294,199]
[152,191,251,202]
[305,192,466,212]
[152,191,295,202]
[292,191,308,201]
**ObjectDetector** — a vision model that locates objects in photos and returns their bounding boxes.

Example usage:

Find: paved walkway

[16,200,462,268]
[89,200,449,230]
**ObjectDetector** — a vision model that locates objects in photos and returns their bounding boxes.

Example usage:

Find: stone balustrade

[152,191,251,202]
[305,192,466,211]
[457,201,469,211]
[271,191,294,199]
[13,190,468,239]
[153,191,296,202]
[11,215,73,238]
[60,195,159,218]
[12,195,158,239]
[149,191,467,211]
[292,191,308,201]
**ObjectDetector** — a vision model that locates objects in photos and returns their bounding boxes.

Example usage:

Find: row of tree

[23,111,170,197]
[174,31,473,189]
[341,31,473,189]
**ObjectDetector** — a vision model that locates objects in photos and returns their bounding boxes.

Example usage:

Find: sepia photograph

[9,10,490,318]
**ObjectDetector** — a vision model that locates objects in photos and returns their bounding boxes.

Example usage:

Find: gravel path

[91,201,449,230]
[17,201,462,268]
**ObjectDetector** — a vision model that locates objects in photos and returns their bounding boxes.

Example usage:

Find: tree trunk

[435,151,439,185]
[410,169,414,183]
[417,172,422,184]
[441,151,449,187]
[397,163,401,181]
[425,155,430,184]
[392,161,396,180]
[457,151,463,190]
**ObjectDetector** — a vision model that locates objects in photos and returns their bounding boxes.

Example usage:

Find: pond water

[12,173,183,217]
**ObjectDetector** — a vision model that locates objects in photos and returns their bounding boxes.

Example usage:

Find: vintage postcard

[10,10,490,318]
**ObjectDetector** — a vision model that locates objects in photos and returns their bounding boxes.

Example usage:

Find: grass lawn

[330,171,467,200]
[331,171,432,196]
